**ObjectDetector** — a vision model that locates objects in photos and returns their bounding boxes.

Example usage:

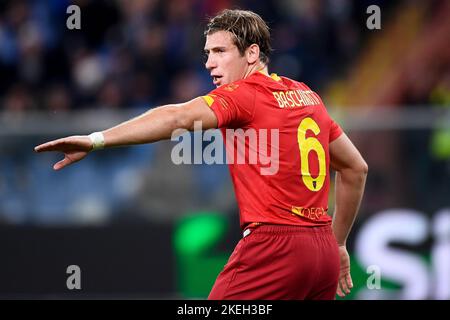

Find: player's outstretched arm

[34,97,217,170]
[329,133,368,297]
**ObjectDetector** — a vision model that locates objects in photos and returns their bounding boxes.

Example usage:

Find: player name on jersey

[272,89,321,109]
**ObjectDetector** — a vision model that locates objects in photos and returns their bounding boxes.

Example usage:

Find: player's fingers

[53,156,72,170]
[336,283,344,297]
[34,142,53,152]
[340,276,350,294]
[345,273,353,289]
[35,138,65,152]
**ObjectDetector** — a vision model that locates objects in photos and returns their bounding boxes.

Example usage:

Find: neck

[244,63,268,79]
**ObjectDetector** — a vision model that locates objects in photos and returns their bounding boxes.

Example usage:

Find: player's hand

[336,245,353,298]
[34,135,93,170]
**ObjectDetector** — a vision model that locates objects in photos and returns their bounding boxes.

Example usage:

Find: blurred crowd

[0,0,392,113]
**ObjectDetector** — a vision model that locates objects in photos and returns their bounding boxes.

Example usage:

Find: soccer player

[35,9,367,299]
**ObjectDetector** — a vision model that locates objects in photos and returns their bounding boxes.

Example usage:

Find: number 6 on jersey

[298,117,326,192]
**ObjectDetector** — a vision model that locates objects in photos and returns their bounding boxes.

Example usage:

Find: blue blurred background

[0,0,449,299]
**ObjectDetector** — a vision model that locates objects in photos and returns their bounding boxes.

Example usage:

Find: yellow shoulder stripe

[202,95,215,107]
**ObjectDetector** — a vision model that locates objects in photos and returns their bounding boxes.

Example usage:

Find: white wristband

[88,132,105,151]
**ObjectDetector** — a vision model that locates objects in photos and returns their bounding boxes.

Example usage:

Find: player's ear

[246,44,260,64]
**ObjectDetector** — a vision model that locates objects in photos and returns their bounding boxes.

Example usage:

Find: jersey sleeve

[329,117,343,142]
[201,82,256,128]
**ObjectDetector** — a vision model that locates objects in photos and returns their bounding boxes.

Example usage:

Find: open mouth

[212,76,222,85]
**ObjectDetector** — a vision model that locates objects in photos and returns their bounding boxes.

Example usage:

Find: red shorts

[208,224,340,300]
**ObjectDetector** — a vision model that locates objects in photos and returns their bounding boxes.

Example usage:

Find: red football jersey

[203,71,343,229]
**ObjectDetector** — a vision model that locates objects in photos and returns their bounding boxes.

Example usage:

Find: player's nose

[205,55,216,71]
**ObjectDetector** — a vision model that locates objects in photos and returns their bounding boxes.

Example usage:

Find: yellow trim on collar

[258,70,281,82]
[270,73,281,82]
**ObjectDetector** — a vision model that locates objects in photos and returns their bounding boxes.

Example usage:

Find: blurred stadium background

[0,0,449,299]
